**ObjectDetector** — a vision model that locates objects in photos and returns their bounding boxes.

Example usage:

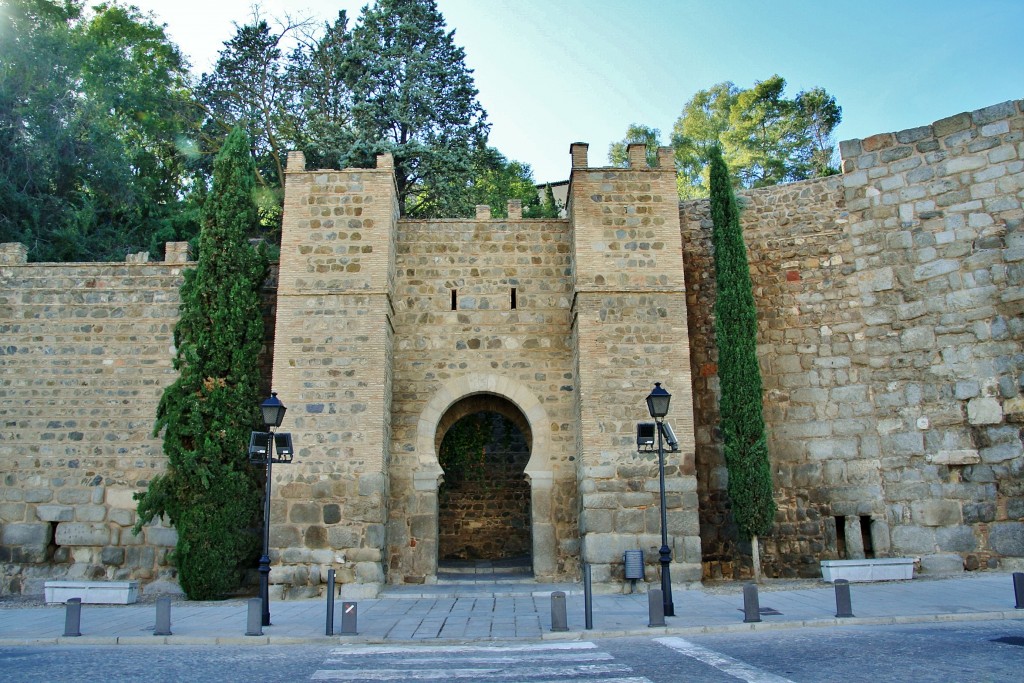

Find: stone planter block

[820,558,914,582]
[44,580,139,604]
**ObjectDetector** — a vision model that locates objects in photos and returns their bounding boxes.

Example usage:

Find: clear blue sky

[128,0,1023,183]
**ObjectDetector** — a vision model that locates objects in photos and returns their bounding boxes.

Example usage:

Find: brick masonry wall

[684,99,1024,578]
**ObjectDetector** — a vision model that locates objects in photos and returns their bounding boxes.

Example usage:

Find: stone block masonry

[683,99,1024,578]
[2,98,1022,597]
[0,248,190,595]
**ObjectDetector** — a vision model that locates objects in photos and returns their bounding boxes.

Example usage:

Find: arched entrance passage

[436,396,532,563]
[413,374,556,581]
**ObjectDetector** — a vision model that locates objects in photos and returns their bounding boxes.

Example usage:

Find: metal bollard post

[63,598,82,637]
[341,601,358,635]
[550,591,568,632]
[834,578,854,618]
[1014,572,1024,609]
[326,569,336,636]
[245,597,263,636]
[154,596,172,636]
[584,563,593,630]
[743,583,762,623]
[648,588,666,627]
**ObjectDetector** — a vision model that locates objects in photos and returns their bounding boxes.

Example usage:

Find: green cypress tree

[708,144,776,578]
[134,127,268,599]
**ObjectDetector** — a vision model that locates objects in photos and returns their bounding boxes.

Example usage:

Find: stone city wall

[1,244,186,595]
[683,99,1024,578]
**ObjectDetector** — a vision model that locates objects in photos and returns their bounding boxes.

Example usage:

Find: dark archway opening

[436,397,531,564]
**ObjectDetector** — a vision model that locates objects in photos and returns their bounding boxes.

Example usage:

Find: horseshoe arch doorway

[435,394,532,569]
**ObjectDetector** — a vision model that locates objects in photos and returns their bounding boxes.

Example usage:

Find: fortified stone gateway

[1,100,1022,598]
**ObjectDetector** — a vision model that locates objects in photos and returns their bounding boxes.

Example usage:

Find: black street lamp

[645,382,675,617]
[249,392,293,627]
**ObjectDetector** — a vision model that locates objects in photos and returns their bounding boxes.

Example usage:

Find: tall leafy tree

[134,127,268,600]
[670,76,840,197]
[468,146,545,218]
[196,15,306,232]
[608,123,662,168]
[287,10,356,170]
[708,144,775,581]
[671,81,738,198]
[344,0,489,217]
[0,0,200,261]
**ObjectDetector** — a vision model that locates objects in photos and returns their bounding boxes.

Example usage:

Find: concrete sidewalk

[1,572,1021,646]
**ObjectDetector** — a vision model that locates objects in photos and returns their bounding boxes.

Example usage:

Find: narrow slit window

[511,287,517,310]
[860,515,874,558]
[451,289,457,311]
[835,515,847,559]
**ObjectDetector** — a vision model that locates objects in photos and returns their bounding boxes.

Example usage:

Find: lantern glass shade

[260,392,287,428]
[646,382,671,419]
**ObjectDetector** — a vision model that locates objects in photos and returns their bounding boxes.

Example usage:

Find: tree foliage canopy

[0,0,201,261]
[2,0,543,260]
[708,144,776,540]
[611,75,841,199]
[133,127,268,599]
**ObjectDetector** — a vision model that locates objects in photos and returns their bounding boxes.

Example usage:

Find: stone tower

[567,143,701,584]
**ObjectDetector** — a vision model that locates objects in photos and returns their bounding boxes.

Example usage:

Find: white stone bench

[820,558,915,582]
[44,580,140,604]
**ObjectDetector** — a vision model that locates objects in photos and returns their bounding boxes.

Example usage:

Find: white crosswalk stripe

[310,641,653,682]
[655,637,797,683]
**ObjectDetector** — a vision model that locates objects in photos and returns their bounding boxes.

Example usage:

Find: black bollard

[154,597,172,636]
[326,569,336,636]
[834,578,854,618]
[648,588,666,627]
[1014,572,1024,609]
[341,601,358,635]
[63,598,82,637]
[550,591,568,632]
[245,597,263,636]
[584,563,593,630]
[743,583,762,623]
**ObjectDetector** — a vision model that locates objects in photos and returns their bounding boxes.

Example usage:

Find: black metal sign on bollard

[834,578,855,618]
[1014,572,1024,609]
[743,583,762,623]
[341,602,358,635]
[648,588,666,627]
[154,596,172,636]
[245,597,263,636]
[63,598,82,637]
[550,591,568,632]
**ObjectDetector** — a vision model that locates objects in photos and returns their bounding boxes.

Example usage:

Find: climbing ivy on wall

[439,414,491,484]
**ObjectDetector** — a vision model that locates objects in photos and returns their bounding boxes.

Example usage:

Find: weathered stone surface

[919,553,965,574]
[988,522,1024,557]
[1,522,52,546]
[911,500,962,527]
[967,397,1002,425]
[55,523,111,546]
[35,505,74,522]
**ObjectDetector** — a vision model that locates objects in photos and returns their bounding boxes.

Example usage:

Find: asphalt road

[2,620,1022,682]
